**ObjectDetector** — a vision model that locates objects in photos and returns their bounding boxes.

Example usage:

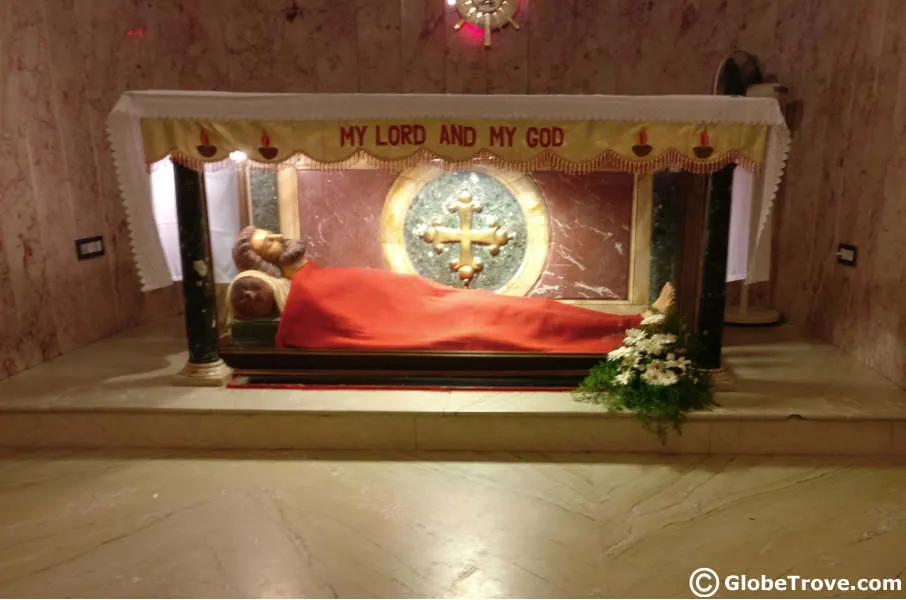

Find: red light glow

[459,21,486,43]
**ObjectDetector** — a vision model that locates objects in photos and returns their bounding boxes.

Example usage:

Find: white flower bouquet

[573,310,714,440]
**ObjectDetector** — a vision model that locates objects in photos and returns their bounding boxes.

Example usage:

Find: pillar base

[725,306,781,326]
[173,359,233,387]
[709,359,735,391]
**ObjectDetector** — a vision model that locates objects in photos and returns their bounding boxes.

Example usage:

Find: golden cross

[423,191,511,287]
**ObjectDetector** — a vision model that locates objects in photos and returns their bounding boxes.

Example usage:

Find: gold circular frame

[380,164,549,297]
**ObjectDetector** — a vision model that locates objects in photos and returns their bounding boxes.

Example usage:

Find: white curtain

[727,166,772,284]
[149,159,182,281]
[203,167,241,284]
[726,167,754,282]
[149,158,241,284]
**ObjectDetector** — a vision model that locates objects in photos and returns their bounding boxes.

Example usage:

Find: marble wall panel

[525,0,571,95]
[294,169,633,300]
[399,0,447,93]
[484,0,529,95]
[664,0,734,95]
[443,2,488,94]
[153,2,231,90]
[529,173,634,300]
[218,0,293,92]
[72,0,151,331]
[356,0,404,93]
[609,0,660,95]
[0,4,14,377]
[1,2,64,374]
[3,0,905,387]
[297,170,399,269]
[311,0,361,93]
[249,169,281,233]
[43,0,119,346]
[770,0,906,387]
[565,0,619,95]
[265,1,319,93]
[22,20,87,358]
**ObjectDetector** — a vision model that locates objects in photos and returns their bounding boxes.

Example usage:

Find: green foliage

[573,308,716,442]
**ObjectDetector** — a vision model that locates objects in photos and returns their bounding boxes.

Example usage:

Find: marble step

[1,401,904,455]
[2,319,905,456]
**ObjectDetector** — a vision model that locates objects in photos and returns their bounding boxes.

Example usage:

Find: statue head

[233,226,307,278]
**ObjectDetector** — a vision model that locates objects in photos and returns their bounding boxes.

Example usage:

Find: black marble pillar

[696,165,736,369]
[174,163,221,365]
[649,173,685,304]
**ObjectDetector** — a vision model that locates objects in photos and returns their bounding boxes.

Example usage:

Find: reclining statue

[229,226,674,353]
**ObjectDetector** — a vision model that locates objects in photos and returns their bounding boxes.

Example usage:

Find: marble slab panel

[563,0,619,94]
[264,0,319,93]
[529,172,634,300]
[443,1,488,93]
[525,0,575,94]
[399,0,447,92]
[768,0,906,388]
[249,168,281,233]
[0,2,65,374]
[355,0,403,93]
[295,169,634,300]
[311,0,361,93]
[297,170,399,269]
[484,0,529,94]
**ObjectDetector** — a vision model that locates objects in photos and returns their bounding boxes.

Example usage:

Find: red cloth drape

[276,262,641,353]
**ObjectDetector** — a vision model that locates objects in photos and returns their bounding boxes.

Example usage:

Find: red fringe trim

[167,147,762,175]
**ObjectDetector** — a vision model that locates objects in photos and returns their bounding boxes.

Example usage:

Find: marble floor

[1,450,906,598]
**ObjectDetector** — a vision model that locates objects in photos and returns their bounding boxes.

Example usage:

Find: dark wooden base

[232,374,577,389]
[220,345,600,387]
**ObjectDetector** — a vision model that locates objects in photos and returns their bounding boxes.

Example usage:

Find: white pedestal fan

[713,51,788,326]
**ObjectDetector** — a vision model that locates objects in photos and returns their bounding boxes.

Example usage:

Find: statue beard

[275,239,306,271]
